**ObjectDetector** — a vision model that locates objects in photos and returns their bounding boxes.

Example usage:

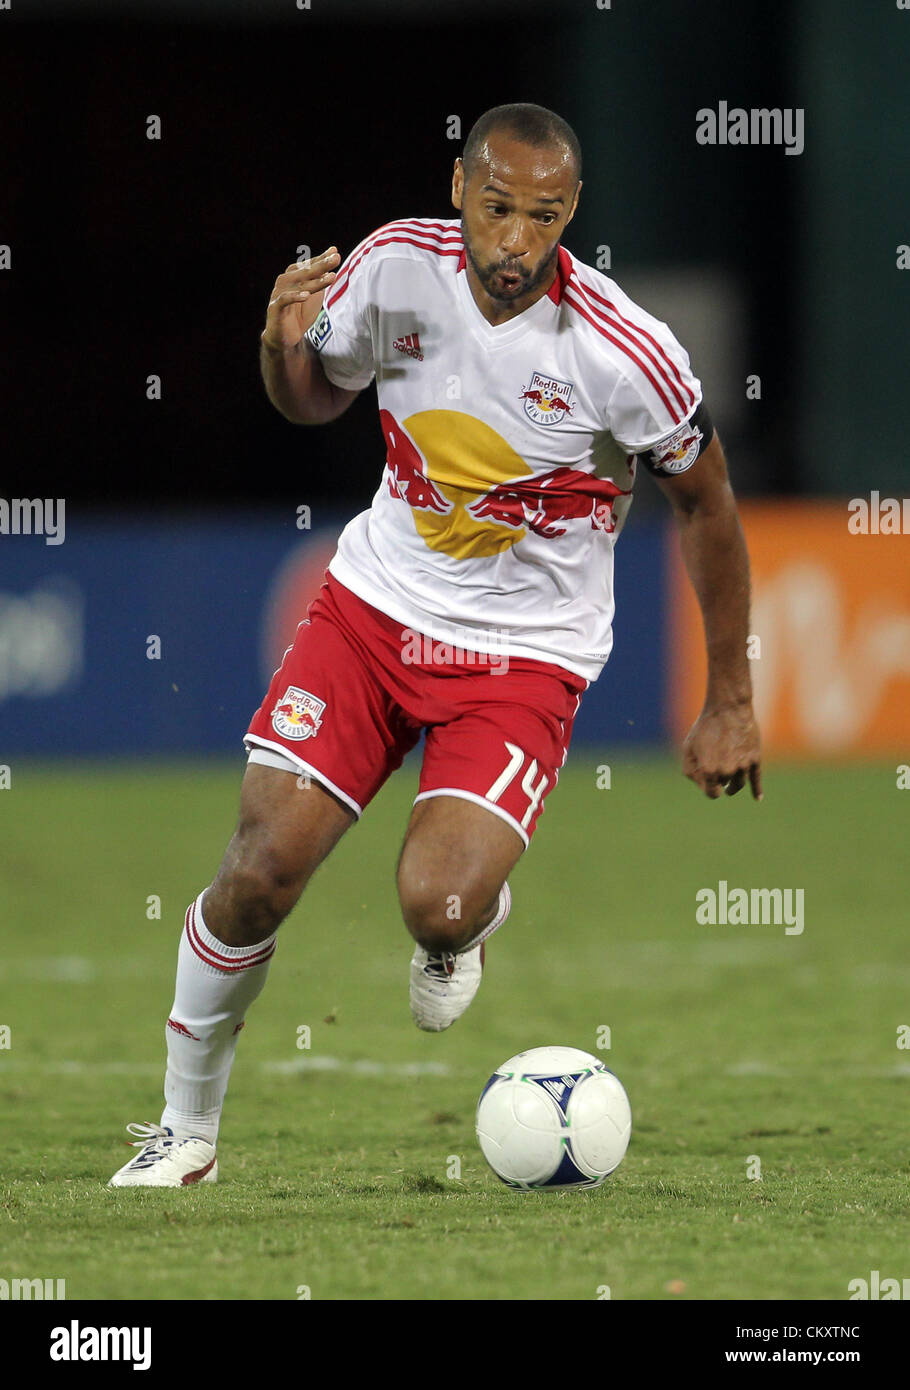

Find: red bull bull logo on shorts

[271,686,326,740]
[519,371,576,427]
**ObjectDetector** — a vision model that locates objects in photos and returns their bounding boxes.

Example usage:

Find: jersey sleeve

[604,306,710,474]
[303,234,378,391]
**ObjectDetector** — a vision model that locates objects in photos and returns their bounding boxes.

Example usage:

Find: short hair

[462,103,582,185]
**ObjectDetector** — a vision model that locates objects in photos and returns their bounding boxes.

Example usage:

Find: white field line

[725,1061,910,1078]
[1,1057,904,1080]
[0,957,169,982]
[7,953,910,984]
[0,1056,452,1078]
[262,1058,450,1076]
[0,957,98,982]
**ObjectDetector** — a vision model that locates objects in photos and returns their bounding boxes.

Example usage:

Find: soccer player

[110,103,761,1187]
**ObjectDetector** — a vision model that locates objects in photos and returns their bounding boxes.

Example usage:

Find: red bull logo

[276,704,317,731]
[519,388,571,413]
[469,466,625,539]
[381,409,452,515]
[379,407,634,559]
[650,420,704,474]
[520,371,576,427]
[271,685,325,741]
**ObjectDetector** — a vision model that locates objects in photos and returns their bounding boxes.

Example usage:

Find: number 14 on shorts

[486,742,550,831]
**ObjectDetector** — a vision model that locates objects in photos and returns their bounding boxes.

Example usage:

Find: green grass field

[2,754,908,1301]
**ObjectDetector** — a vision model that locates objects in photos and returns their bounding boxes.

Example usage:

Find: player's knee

[402,899,468,952]
[213,827,307,940]
[232,867,295,937]
[398,872,489,952]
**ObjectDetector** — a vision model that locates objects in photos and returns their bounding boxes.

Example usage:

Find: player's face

[452,136,581,310]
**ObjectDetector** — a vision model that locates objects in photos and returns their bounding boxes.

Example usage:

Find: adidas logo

[538,1074,579,1102]
[393,333,424,361]
[167,1017,200,1041]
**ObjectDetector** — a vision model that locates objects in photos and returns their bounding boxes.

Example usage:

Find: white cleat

[410,883,511,1033]
[410,943,484,1033]
[107,1123,218,1188]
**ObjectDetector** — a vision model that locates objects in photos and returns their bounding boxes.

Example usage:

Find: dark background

[1,0,907,512]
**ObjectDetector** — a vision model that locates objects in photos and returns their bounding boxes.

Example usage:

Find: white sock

[160,889,276,1145]
[457,882,512,954]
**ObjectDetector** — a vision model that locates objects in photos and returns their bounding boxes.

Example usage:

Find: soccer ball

[475,1045,631,1191]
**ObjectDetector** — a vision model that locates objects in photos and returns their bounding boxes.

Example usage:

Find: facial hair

[460,215,559,303]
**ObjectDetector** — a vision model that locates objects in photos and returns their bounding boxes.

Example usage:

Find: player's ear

[452,157,464,211]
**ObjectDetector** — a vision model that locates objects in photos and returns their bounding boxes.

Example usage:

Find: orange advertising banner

[668,501,910,755]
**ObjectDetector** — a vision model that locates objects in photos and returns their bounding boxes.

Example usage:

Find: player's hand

[261,247,341,351]
[682,703,763,801]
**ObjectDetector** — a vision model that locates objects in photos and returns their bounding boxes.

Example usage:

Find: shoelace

[423,952,456,980]
[125,1121,174,1148]
[122,1122,178,1167]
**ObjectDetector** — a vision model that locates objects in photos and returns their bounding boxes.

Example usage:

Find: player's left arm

[652,430,763,801]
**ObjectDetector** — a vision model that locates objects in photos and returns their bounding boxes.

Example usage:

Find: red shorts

[244,574,587,846]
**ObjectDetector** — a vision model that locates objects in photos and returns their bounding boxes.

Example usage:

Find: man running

[110,102,761,1188]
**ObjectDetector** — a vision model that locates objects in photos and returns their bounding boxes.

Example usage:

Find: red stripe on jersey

[569,275,694,415]
[329,233,464,307]
[372,217,460,236]
[329,222,462,306]
[547,245,573,305]
[334,222,461,276]
[184,903,276,973]
[340,217,461,264]
[338,219,462,284]
[563,289,685,425]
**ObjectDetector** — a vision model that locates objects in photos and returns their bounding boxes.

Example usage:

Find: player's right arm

[260,247,360,425]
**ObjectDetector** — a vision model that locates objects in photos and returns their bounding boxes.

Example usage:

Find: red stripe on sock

[184,900,276,973]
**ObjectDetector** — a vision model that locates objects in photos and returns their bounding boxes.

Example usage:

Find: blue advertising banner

[0,510,669,758]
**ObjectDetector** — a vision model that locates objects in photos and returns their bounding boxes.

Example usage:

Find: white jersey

[305,217,704,681]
